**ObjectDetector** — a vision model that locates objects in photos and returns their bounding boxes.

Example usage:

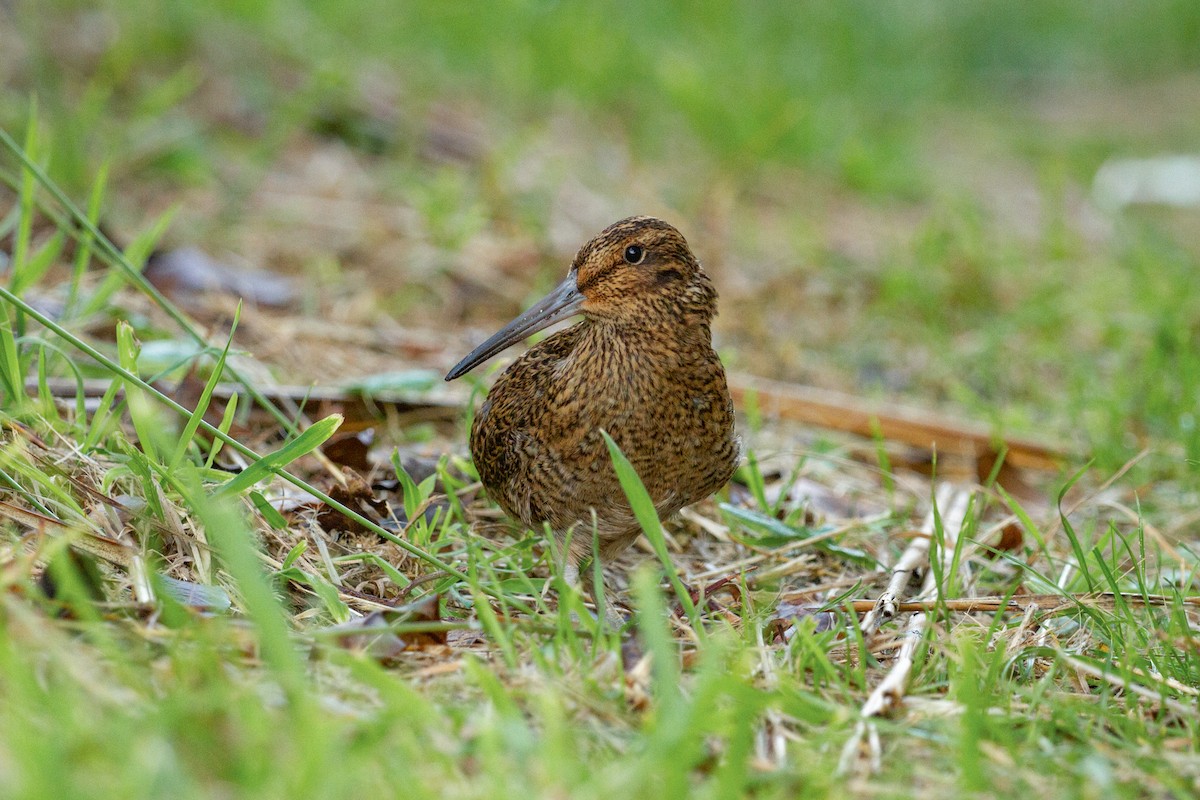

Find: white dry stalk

[860,484,961,637]
[678,506,731,543]
[312,533,343,587]
[913,487,972,602]
[1060,654,1196,717]
[759,711,788,771]
[839,484,972,775]
[129,554,156,605]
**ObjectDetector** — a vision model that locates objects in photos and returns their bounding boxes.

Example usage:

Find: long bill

[444,273,585,381]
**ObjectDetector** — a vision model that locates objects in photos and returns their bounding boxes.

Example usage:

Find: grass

[2,2,1200,798]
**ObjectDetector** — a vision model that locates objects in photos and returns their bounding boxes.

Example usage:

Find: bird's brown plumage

[446,216,738,573]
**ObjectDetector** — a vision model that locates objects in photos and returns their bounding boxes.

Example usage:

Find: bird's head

[445,216,716,381]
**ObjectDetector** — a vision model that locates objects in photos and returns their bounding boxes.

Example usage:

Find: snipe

[445,216,739,593]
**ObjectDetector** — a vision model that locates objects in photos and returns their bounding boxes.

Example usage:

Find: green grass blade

[217,414,343,497]
[65,160,108,316]
[9,103,38,291]
[720,502,876,567]
[0,304,26,410]
[11,230,64,295]
[115,321,165,463]
[1058,463,1096,590]
[168,304,240,472]
[78,209,176,320]
[601,430,699,629]
[174,471,312,707]
[205,391,239,468]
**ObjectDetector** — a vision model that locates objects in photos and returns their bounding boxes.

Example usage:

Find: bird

[445,216,739,599]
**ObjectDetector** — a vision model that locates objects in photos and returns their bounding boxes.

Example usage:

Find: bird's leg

[581,557,627,629]
[545,538,591,626]
[577,552,602,616]
[581,532,630,629]
[561,558,581,591]
[539,524,578,605]
[543,523,584,605]
[556,523,582,590]
[553,528,626,629]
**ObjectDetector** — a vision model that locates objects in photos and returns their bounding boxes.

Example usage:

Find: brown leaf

[993,522,1025,554]
[672,574,743,619]
[317,469,391,533]
[768,598,839,642]
[324,594,446,663]
[323,428,376,472]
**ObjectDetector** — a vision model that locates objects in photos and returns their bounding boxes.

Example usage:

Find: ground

[1,3,1198,799]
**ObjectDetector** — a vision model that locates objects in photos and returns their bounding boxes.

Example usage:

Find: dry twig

[839,484,972,774]
[728,372,1068,471]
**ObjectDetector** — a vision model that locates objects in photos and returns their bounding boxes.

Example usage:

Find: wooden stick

[33,372,1071,471]
[729,372,1069,471]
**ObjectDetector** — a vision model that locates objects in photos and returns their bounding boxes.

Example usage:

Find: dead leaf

[317,469,391,533]
[672,574,743,620]
[993,522,1025,554]
[323,594,447,663]
[768,598,840,642]
[324,428,376,472]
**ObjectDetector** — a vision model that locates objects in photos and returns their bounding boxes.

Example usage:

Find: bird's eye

[623,244,646,265]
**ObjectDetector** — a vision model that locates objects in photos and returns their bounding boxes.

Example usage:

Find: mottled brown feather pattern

[456,216,739,568]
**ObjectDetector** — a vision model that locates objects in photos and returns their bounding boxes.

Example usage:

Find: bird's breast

[470,322,737,533]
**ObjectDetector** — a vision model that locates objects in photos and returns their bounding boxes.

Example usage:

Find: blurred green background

[4,0,1200,479]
